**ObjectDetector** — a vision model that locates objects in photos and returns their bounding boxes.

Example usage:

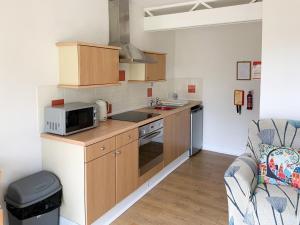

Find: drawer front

[85,137,116,162]
[116,128,138,149]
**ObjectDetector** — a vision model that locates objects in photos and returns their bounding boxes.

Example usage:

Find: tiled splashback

[170,77,203,101]
[37,81,173,132]
[36,76,202,132]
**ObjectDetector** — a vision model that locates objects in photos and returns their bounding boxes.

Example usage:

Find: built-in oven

[139,119,164,176]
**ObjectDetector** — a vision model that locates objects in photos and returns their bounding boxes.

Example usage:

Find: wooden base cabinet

[164,109,191,166]
[164,113,178,165]
[85,151,116,225]
[177,109,191,156]
[42,128,139,225]
[116,141,138,202]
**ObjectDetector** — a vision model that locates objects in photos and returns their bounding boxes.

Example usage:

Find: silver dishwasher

[190,105,203,156]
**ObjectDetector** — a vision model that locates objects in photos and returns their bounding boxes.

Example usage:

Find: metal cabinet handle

[115,150,122,155]
[100,146,105,151]
[128,135,132,139]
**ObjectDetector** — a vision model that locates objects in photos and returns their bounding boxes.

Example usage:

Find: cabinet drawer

[85,137,115,162]
[116,128,138,149]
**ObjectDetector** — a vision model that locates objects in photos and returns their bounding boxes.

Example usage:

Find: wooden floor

[112,150,236,225]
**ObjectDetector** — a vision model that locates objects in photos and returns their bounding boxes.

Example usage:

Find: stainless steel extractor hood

[109,0,156,63]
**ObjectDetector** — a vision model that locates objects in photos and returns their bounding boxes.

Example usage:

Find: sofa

[224,119,300,225]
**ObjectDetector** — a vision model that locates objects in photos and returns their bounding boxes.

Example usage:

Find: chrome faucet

[149,98,155,107]
[155,97,161,106]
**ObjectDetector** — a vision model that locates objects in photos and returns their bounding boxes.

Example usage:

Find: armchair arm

[224,154,258,222]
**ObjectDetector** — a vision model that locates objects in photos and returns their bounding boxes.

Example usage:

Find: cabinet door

[145,53,166,81]
[0,208,2,225]
[176,109,191,156]
[85,151,116,225]
[79,46,119,85]
[156,54,166,80]
[164,114,178,165]
[102,48,119,84]
[116,140,138,202]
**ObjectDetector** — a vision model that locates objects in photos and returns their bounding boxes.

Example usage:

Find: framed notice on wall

[237,61,251,80]
[252,61,261,80]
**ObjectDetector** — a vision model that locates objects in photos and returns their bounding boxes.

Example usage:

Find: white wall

[0,0,174,222]
[0,0,109,205]
[260,0,300,119]
[173,23,262,155]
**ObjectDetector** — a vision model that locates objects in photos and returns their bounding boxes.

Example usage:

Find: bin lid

[5,171,62,208]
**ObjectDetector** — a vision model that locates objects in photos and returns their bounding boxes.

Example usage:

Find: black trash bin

[5,171,62,225]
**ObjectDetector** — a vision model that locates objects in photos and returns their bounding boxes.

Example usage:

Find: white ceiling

[132,0,261,8]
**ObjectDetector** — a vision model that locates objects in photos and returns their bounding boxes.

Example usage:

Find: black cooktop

[109,111,160,123]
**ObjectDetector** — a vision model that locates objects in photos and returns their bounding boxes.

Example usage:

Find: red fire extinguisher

[247,91,253,110]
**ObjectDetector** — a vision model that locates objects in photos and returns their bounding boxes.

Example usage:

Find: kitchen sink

[153,106,177,110]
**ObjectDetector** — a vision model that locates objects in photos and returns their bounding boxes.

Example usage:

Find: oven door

[139,128,164,176]
[65,107,95,135]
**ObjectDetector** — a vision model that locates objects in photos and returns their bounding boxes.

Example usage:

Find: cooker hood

[109,0,155,64]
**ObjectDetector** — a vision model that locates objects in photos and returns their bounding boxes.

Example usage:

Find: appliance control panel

[139,119,164,137]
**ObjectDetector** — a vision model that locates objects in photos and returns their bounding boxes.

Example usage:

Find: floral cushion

[259,144,300,188]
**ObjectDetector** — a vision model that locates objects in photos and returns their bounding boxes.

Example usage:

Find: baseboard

[201,149,239,157]
[60,151,189,225]
[202,146,241,156]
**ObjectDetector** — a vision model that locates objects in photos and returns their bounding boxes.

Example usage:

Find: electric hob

[109,111,160,123]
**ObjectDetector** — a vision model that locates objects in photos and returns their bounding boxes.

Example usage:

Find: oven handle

[140,129,163,141]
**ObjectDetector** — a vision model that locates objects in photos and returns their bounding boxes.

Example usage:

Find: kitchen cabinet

[116,140,138,202]
[176,109,191,156]
[164,109,191,166]
[57,42,120,88]
[128,51,166,82]
[116,128,139,149]
[164,113,178,165]
[41,106,194,225]
[42,127,139,225]
[85,151,116,225]
[85,137,115,162]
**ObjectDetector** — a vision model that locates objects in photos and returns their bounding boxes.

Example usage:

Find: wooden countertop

[41,101,201,147]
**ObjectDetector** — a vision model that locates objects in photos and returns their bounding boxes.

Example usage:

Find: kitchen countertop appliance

[96,100,109,121]
[190,105,203,156]
[44,102,98,136]
[139,119,164,176]
[109,111,160,123]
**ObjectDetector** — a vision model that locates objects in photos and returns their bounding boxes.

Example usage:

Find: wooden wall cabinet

[128,51,166,82]
[57,42,120,88]
[164,109,191,166]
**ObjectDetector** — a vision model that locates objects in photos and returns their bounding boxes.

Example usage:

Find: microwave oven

[44,102,98,136]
